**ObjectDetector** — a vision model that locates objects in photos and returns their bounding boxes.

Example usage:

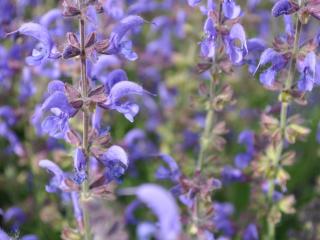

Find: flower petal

[110,15,144,46]
[223,0,241,19]
[11,22,53,65]
[271,0,299,17]
[104,69,129,92]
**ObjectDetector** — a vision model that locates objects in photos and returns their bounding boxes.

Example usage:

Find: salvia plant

[2,0,320,239]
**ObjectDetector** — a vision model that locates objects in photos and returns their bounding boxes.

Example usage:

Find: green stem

[266,17,302,240]
[78,2,92,239]
[196,80,215,171]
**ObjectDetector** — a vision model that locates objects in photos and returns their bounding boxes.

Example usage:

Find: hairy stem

[196,78,215,171]
[266,16,302,240]
[78,3,92,239]
[196,0,222,172]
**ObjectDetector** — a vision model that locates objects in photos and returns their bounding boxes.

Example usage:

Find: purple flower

[21,235,38,240]
[297,52,318,92]
[255,48,288,87]
[0,229,9,240]
[19,67,36,102]
[121,184,181,240]
[0,122,24,156]
[224,23,248,64]
[100,145,129,179]
[128,0,159,14]
[213,202,235,236]
[188,0,202,7]
[34,80,76,138]
[40,9,64,37]
[0,0,16,25]
[123,128,157,162]
[235,153,252,169]
[39,159,72,193]
[200,17,217,59]
[238,130,255,152]
[73,148,86,184]
[261,181,283,202]
[221,165,243,184]
[155,154,181,182]
[223,0,241,19]
[245,38,267,73]
[125,200,141,224]
[0,106,16,126]
[7,23,55,65]
[90,55,121,83]
[3,207,26,231]
[71,192,83,226]
[101,70,148,122]
[104,0,125,19]
[271,0,299,17]
[107,15,144,61]
[243,224,259,240]
[234,130,255,168]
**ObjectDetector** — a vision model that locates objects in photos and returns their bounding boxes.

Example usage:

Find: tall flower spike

[7,22,54,65]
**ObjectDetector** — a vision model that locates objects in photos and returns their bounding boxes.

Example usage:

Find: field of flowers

[1,0,320,239]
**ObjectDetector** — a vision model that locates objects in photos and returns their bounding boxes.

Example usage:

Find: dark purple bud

[62,45,80,59]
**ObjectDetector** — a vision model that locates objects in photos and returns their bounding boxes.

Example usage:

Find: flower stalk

[78,1,92,239]
[266,15,303,240]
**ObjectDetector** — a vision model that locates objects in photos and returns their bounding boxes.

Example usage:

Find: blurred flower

[213,202,235,237]
[271,0,299,17]
[243,223,259,240]
[297,52,318,92]
[106,15,144,61]
[121,184,181,240]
